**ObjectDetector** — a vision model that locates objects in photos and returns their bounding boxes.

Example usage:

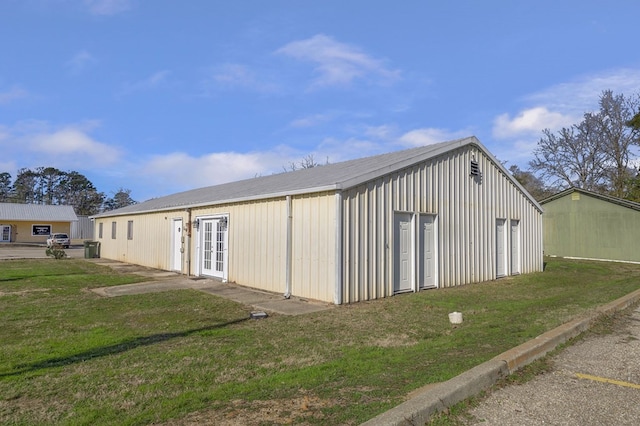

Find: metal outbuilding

[541,187,640,264]
[0,203,78,244]
[92,136,543,304]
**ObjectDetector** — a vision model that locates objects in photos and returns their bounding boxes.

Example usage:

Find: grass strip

[1,257,639,425]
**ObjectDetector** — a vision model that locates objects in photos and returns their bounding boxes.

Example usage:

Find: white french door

[199,217,228,280]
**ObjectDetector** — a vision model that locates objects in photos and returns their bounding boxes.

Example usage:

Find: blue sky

[2,0,639,202]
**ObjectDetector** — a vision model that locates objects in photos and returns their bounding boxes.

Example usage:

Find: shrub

[45,244,67,260]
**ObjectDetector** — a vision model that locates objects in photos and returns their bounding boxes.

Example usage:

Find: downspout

[186,208,192,276]
[284,195,292,299]
[334,191,343,305]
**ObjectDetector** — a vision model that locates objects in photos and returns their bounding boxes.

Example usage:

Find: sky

[1,0,640,202]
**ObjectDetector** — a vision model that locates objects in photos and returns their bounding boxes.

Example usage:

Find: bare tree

[508,165,556,201]
[596,90,640,197]
[530,90,640,197]
[284,154,324,172]
[529,118,608,191]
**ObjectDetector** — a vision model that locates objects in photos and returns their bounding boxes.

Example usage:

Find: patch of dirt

[162,395,342,426]
[0,288,51,297]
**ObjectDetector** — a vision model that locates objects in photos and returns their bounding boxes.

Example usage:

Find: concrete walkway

[88,258,332,316]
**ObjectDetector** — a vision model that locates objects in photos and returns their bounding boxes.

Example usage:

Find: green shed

[540,188,640,263]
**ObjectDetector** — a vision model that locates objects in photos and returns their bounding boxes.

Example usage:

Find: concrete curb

[361,288,640,426]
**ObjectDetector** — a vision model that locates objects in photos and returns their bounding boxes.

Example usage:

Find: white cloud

[492,107,576,139]
[84,0,132,15]
[364,125,395,140]
[3,121,122,175]
[118,70,172,96]
[0,86,29,104]
[526,68,640,115]
[276,34,400,88]
[288,113,330,128]
[316,137,383,162]
[65,50,97,74]
[398,128,471,147]
[29,127,121,165]
[140,152,263,187]
[313,126,472,165]
[204,63,278,94]
[135,148,302,195]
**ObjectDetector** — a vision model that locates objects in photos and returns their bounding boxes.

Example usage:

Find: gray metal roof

[540,187,640,212]
[0,203,78,221]
[95,136,540,217]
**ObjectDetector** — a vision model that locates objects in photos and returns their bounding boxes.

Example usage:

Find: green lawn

[1,257,640,425]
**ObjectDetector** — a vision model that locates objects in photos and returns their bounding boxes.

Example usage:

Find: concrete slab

[84,258,333,316]
[253,299,331,315]
[92,281,191,297]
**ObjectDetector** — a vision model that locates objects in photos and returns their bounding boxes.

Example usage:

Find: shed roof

[0,203,78,221]
[95,136,541,217]
[540,187,640,212]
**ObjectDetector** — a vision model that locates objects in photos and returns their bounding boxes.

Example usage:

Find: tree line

[510,90,640,202]
[0,167,136,215]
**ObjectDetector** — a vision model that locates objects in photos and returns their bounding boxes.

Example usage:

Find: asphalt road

[464,305,640,425]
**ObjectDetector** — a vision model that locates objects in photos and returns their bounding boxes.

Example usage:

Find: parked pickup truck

[46,233,70,248]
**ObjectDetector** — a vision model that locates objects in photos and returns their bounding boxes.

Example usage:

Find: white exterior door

[171,219,183,272]
[510,219,521,275]
[394,213,413,293]
[0,225,10,242]
[200,217,228,280]
[419,214,437,289]
[496,219,507,277]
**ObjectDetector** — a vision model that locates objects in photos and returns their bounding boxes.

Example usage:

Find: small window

[127,220,133,240]
[98,222,103,239]
[111,222,117,239]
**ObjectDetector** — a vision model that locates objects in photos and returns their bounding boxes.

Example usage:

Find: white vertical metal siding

[193,193,336,302]
[94,213,178,269]
[95,194,337,303]
[190,198,287,295]
[290,192,336,303]
[340,145,543,303]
